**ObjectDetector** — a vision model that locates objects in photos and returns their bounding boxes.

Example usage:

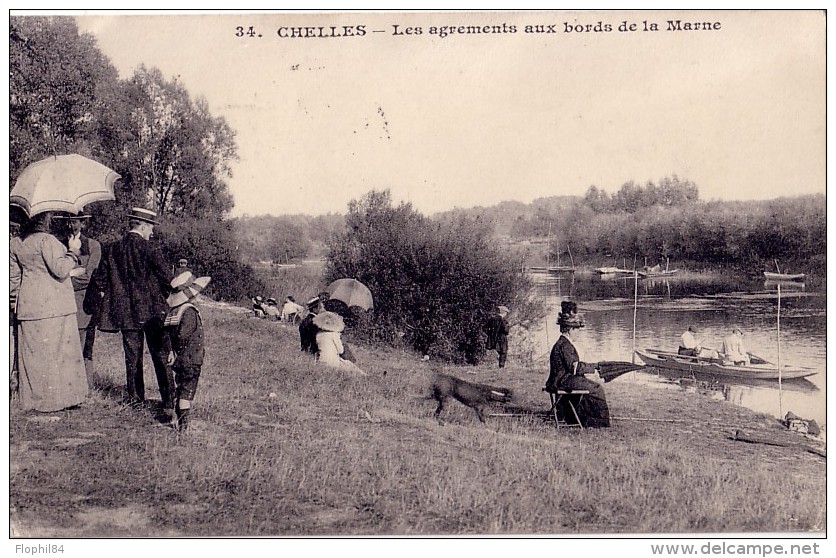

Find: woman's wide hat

[312,311,345,333]
[167,271,211,307]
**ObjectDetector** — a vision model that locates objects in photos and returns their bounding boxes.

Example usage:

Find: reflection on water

[530,271,826,425]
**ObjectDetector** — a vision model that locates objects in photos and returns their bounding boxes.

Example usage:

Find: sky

[69,10,825,217]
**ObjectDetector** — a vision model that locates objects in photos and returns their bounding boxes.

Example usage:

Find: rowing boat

[637,260,678,278]
[634,348,816,380]
[529,266,575,273]
[595,266,634,275]
[763,271,806,282]
[637,269,679,278]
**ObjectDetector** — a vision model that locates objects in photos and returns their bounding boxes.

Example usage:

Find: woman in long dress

[10,212,88,412]
[313,311,367,376]
[544,301,610,427]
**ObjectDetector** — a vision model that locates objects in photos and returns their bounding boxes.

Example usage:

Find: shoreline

[9,299,826,536]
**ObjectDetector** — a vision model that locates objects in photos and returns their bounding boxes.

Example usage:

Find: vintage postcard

[7,9,827,552]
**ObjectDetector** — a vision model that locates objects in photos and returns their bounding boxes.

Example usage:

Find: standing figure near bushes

[164,271,210,431]
[483,305,511,368]
[544,300,611,428]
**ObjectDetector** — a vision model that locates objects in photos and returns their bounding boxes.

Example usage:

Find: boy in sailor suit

[164,271,210,431]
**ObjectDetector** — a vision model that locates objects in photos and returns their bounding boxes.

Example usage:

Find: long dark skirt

[557,375,611,428]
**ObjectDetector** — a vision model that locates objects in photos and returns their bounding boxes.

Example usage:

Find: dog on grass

[430,373,513,423]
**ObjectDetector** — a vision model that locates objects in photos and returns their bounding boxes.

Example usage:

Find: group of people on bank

[10,207,209,431]
[251,295,305,323]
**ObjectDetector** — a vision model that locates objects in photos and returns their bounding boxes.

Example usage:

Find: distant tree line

[507,178,824,274]
[10,16,262,300]
[231,213,345,264]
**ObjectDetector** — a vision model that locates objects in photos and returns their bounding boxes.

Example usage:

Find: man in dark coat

[483,305,510,368]
[88,207,175,419]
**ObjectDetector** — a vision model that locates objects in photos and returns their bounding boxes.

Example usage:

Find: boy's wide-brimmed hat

[312,311,345,333]
[167,271,211,307]
[128,207,158,224]
[306,296,321,311]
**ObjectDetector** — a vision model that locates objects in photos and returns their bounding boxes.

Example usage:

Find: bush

[325,190,542,363]
[155,216,265,303]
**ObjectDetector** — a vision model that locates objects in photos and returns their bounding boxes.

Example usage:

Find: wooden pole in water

[546,221,552,270]
[545,224,551,351]
[632,269,639,364]
[777,283,783,418]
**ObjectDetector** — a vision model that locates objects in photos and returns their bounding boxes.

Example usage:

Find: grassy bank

[9,300,825,536]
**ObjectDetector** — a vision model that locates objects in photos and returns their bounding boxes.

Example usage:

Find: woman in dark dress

[544,301,611,428]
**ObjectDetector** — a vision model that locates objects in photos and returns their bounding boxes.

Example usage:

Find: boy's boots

[176,407,191,431]
[176,399,191,431]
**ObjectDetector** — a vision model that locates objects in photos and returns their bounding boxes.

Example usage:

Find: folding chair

[543,388,590,429]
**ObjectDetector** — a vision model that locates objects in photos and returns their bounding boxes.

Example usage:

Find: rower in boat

[678,325,701,357]
[721,326,750,366]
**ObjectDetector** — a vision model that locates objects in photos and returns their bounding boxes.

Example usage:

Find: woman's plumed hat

[556,299,584,328]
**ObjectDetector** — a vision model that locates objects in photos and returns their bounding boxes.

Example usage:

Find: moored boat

[530,266,575,273]
[763,271,806,282]
[637,268,679,278]
[635,348,816,380]
[595,266,634,275]
[637,258,678,278]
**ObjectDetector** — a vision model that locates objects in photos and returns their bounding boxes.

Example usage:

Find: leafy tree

[100,66,236,218]
[9,16,119,179]
[326,190,540,363]
[9,17,255,302]
[268,219,309,263]
[582,185,611,213]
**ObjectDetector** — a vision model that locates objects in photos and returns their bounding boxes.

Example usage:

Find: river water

[529,271,826,426]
